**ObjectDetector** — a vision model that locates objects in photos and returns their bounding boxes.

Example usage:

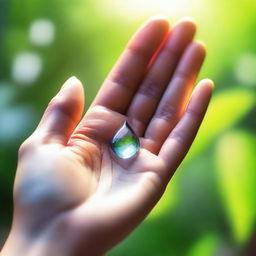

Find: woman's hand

[2,16,213,256]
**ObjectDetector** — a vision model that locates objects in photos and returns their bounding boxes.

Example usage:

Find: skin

[1,16,214,256]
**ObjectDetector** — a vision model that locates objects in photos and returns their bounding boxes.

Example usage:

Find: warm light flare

[100,0,202,20]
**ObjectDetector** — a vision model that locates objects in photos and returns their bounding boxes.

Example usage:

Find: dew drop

[111,121,140,159]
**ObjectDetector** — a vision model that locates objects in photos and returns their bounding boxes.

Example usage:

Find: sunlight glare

[101,0,201,20]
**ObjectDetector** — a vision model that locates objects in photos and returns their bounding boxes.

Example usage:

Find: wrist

[1,230,66,256]
[1,232,33,256]
[1,228,106,256]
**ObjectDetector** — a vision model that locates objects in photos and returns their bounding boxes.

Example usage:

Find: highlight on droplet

[111,121,140,159]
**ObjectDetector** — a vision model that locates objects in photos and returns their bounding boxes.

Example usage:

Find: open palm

[10,17,213,256]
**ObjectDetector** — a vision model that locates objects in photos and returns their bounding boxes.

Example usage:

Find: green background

[0,0,255,255]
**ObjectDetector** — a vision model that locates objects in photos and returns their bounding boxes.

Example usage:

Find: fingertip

[178,41,206,70]
[167,18,197,46]
[60,76,84,102]
[182,41,206,67]
[192,41,207,56]
[67,76,80,83]
[62,76,83,90]
[174,17,197,33]
[198,79,215,94]
[200,78,214,88]
[191,79,214,104]
[56,76,85,122]
[143,15,170,32]
[71,76,83,87]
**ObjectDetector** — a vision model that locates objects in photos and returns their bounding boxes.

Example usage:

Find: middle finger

[127,18,197,136]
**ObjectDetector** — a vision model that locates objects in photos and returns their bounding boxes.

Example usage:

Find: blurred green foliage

[0,0,255,255]
[216,131,256,245]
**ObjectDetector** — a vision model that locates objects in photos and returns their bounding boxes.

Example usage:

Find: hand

[1,16,213,256]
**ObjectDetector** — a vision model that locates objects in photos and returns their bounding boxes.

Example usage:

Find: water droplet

[111,121,140,159]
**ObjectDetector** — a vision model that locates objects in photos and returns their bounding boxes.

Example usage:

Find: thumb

[34,76,85,145]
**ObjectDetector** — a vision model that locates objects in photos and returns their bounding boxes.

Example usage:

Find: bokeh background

[0,0,255,255]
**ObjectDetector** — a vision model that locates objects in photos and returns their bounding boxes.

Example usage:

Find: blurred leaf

[187,234,218,256]
[216,131,256,244]
[148,176,178,219]
[187,88,255,161]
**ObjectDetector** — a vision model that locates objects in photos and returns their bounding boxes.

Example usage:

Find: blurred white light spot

[29,19,55,46]
[236,53,256,86]
[12,52,42,85]
[0,105,36,144]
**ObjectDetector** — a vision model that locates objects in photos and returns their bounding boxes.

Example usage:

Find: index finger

[91,16,170,113]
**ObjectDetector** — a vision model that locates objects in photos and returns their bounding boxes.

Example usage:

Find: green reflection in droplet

[111,121,140,159]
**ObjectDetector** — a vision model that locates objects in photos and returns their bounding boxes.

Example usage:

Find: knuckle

[156,104,179,123]
[109,71,130,89]
[127,43,151,61]
[47,96,75,117]
[18,139,34,158]
[170,128,187,145]
[174,69,191,81]
[186,107,204,120]
[164,46,180,60]
[48,96,66,111]
[139,77,162,100]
